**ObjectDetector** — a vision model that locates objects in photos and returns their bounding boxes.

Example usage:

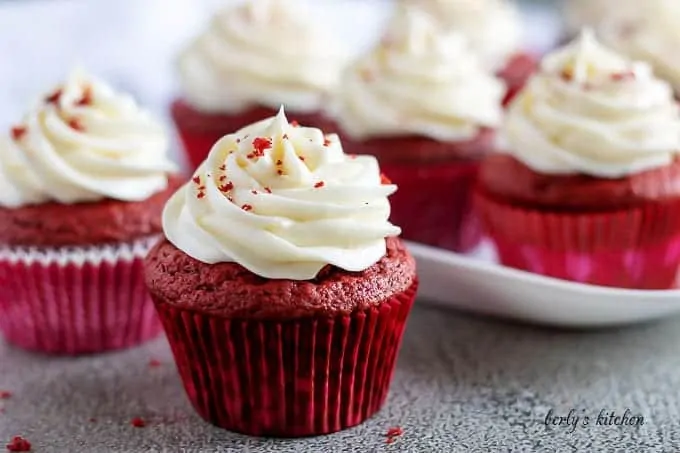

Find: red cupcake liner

[383,160,482,252]
[475,190,680,289]
[171,100,338,170]
[153,279,418,437]
[497,52,538,107]
[0,238,162,355]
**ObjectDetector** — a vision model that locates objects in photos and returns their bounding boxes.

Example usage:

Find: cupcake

[172,0,348,170]
[330,6,505,252]
[595,0,680,97]
[0,69,180,354]
[476,30,680,289]
[405,0,536,105]
[145,107,418,436]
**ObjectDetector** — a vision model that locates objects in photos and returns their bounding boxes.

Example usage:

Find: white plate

[408,240,680,328]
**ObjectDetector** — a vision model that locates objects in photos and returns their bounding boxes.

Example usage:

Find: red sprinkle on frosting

[219,182,234,192]
[264,187,272,193]
[380,174,392,185]
[276,160,283,166]
[241,204,253,212]
[76,85,93,106]
[282,133,288,139]
[6,436,31,452]
[68,118,85,132]
[290,120,300,127]
[219,164,226,171]
[130,417,146,428]
[192,176,201,184]
[251,137,272,158]
[10,126,26,141]
[219,175,227,182]
[298,155,305,161]
[45,89,62,104]
[314,181,325,189]
[197,192,206,199]
[251,190,258,195]
[611,70,636,81]
[386,427,403,437]
[323,138,332,147]
[277,170,283,175]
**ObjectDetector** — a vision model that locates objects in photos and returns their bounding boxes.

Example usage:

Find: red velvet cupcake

[330,7,505,252]
[145,108,418,437]
[172,0,348,170]
[405,0,537,106]
[476,31,680,289]
[0,69,180,354]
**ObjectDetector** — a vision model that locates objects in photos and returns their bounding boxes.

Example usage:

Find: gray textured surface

[2,302,680,452]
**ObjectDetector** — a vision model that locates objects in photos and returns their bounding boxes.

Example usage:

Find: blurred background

[0,0,563,161]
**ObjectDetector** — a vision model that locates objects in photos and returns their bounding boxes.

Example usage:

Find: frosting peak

[332,6,505,142]
[0,69,175,208]
[177,0,348,114]
[163,107,401,280]
[408,0,522,71]
[504,30,680,178]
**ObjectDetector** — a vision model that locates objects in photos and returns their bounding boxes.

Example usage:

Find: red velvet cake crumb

[130,417,146,428]
[5,436,31,452]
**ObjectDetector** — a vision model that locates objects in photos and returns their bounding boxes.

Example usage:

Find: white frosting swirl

[407,0,522,71]
[598,0,680,95]
[163,107,401,280]
[177,0,348,114]
[0,69,176,208]
[504,30,680,178]
[332,6,505,142]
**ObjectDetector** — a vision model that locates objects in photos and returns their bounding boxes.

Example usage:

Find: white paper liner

[0,235,160,266]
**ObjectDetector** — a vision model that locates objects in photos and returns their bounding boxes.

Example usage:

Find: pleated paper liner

[153,280,418,437]
[0,237,162,355]
[383,159,481,253]
[475,189,680,289]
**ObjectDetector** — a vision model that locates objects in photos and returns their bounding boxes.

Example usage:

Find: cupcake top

[0,69,175,208]
[177,0,348,114]
[331,6,505,142]
[406,0,522,71]
[598,0,680,94]
[163,107,401,280]
[503,30,680,178]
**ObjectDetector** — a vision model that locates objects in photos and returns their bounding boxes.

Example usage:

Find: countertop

[2,302,680,452]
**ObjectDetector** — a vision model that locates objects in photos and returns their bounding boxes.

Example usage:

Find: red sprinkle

[290,120,300,127]
[45,88,62,104]
[323,138,331,147]
[219,175,227,182]
[148,359,161,368]
[251,137,272,157]
[380,174,392,185]
[130,417,146,428]
[386,427,403,437]
[611,70,636,81]
[197,192,206,199]
[298,155,305,161]
[192,176,201,184]
[361,68,375,82]
[282,133,289,139]
[241,204,253,212]
[68,118,85,132]
[0,391,11,400]
[76,85,93,106]
[276,160,283,166]
[219,182,234,192]
[277,170,283,175]
[227,196,234,202]
[314,181,325,189]
[218,164,226,171]
[5,436,31,452]
[251,190,258,195]
[264,187,272,194]
[10,126,26,141]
